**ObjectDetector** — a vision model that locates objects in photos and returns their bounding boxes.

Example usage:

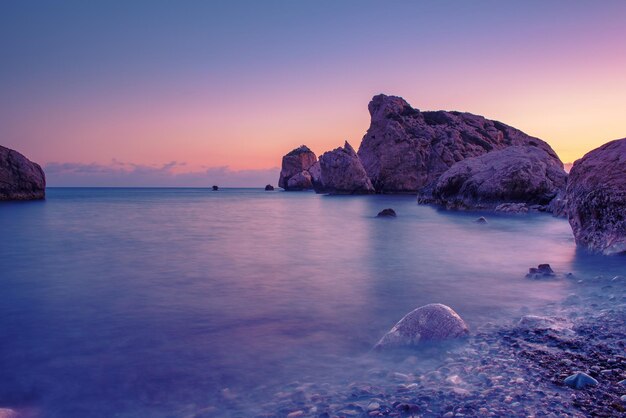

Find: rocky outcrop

[0,146,46,201]
[377,208,396,218]
[278,145,318,190]
[566,138,626,255]
[374,303,469,350]
[318,141,374,194]
[357,94,561,193]
[420,146,566,211]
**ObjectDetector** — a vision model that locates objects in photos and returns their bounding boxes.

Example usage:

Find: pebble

[563,372,599,389]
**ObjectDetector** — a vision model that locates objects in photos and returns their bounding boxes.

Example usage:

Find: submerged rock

[526,264,555,279]
[318,141,374,194]
[377,208,396,218]
[278,145,318,191]
[0,145,46,201]
[264,184,274,191]
[374,303,469,350]
[475,216,488,224]
[563,372,598,389]
[357,94,560,193]
[422,146,566,212]
[566,137,626,255]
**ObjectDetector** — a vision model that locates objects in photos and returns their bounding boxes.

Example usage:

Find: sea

[0,188,623,417]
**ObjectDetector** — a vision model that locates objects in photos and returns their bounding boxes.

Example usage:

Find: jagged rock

[308,161,323,191]
[377,208,396,218]
[278,145,317,191]
[475,217,488,224]
[566,138,626,255]
[526,264,555,279]
[563,372,598,389]
[264,184,274,191]
[420,146,566,211]
[318,141,374,194]
[0,145,46,201]
[374,303,469,350]
[357,94,560,193]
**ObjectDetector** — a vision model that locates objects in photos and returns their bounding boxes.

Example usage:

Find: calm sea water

[0,188,621,417]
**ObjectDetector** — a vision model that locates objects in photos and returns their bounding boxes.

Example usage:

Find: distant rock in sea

[566,138,626,255]
[420,146,567,212]
[318,141,374,194]
[0,145,46,201]
[212,185,219,191]
[357,94,561,194]
[278,145,318,191]
[374,303,469,350]
[376,208,396,218]
[264,184,274,191]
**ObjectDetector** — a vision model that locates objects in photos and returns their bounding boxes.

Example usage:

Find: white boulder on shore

[374,303,469,350]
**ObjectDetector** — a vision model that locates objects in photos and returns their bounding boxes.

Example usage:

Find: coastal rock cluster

[277,94,626,255]
[0,146,46,201]
[279,94,567,210]
[566,137,626,255]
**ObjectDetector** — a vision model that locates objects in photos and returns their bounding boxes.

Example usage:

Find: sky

[1,0,625,187]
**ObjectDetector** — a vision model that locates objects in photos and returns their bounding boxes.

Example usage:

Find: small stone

[618,379,626,386]
[367,402,380,411]
[286,411,304,418]
[563,372,598,389]
[621,395,626,404]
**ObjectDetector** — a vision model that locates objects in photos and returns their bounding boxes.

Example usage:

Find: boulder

[286,171,312,190]
[357,94,561,193]
[318,141,374,194]
[563,372,598,389]
[374,303,469,350]
[308,161,323,191]
[420,146,567,212]
[278,145,317,191]
[377,208,397,218]
[526,264,555,279]
[264,184,274,191]
[0,145,46,201]
[566,138,626,255]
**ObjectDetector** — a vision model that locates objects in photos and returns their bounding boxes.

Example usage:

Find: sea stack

[0,145,46,201]
[566,138,626,255]
[317,141,374,194]
[357,94,561,194]
[278,145,320,191]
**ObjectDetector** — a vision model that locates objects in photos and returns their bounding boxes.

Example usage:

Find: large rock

[357,94,561,193]
[566,138,626,255]
[0,146,46,201]
[318,141,374,194]
[374,303,469,350]
[278,145,317,191]
[421,146,567,211]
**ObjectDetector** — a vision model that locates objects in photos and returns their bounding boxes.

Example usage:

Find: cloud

[44,161,280,187]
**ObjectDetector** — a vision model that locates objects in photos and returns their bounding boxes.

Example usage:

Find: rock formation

[278,145,318,191]
[374,303,469,350]
[357,94,561,194]
[318,141,374,194]
[264,184,274,191]
[0,145,46,201]
[566,138,626,255]
[420,146,567,211]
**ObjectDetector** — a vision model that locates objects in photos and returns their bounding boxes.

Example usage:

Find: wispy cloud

[45,161,279,187]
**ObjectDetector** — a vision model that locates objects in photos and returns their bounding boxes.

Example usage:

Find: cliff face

[0,146,46,201]
[357,94,561,193]
[566,138,626,255]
